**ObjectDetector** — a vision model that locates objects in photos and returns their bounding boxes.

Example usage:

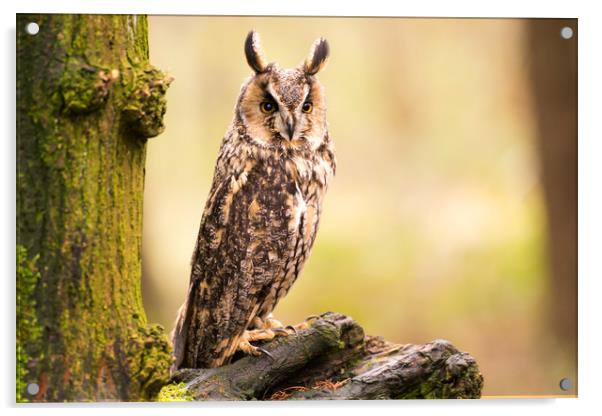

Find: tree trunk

[527,19,577,354]
[161,313,484,401]
[16,14,172,402]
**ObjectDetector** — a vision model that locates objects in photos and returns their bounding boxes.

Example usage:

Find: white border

[2,1,601,415]
[2,0,585,17]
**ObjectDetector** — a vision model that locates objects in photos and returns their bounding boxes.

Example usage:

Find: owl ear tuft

[245,30,268,74]
[304,37,329,75]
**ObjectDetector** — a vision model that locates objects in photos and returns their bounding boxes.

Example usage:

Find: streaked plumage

[171,31,335,371]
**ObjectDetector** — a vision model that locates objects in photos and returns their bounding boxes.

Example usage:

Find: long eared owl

[171,31,336,371]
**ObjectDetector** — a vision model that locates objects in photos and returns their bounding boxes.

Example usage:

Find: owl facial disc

[239,31,330,148]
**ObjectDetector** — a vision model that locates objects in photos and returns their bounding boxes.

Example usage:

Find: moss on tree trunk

[16,14,172,402]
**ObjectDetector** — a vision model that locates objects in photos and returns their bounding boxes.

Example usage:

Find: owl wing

[172,156,297,370]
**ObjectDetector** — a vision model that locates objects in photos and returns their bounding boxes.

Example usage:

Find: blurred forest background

[142,17,576,397]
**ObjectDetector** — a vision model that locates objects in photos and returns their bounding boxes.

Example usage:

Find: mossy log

[164,312,483,401]
[17,14,172,402]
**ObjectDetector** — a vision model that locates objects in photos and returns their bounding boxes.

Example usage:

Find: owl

[171,31,336,371]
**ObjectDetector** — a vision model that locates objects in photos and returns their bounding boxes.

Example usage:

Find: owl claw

[236,315,298,360]
[286,315,321,332]
[257,347,275,360]
[237,341,274,361]
[260,314,297,336]
[272,327,290,336]
[236,316,303,362]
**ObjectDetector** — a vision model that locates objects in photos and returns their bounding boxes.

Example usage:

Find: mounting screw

[26,382,40,396]
[560,26,573,40]
[25,22,39,36]
[559,377,572,391]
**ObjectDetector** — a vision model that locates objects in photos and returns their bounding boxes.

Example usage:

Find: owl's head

[236,31,330,150]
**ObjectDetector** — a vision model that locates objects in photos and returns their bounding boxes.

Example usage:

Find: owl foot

[237,328,278,359]
[252,314,297,337]
[265,315,298,336]
[237,314,300,359]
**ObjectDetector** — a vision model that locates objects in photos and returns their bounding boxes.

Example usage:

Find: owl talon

[260,314,296,336]
[238,339,261,356]
[289,315,321,331]
[257,347,275,360]
[272,327,290,336]
[237,327,275,358]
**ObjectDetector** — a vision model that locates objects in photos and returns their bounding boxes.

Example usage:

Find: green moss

[16,245,42,403]
[60,57,112,114]
[398,356,483,399]
[128,323,173,400]
[121,65,172,138]
[157,383,194,402]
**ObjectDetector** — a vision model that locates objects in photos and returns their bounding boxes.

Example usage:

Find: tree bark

[162,313,483,401]
[16,14,172,402]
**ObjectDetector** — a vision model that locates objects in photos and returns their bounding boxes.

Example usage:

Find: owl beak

[286,120,295,140]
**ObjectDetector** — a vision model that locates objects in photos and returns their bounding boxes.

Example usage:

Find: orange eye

[260,101,277,114]
[302,102,313,113]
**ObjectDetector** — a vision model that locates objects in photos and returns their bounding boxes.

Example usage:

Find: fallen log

[160,312,483,401]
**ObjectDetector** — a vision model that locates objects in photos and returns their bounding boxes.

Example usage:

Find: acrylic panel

[16,14,577,402]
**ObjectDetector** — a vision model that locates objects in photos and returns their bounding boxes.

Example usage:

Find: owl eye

[302,102,313,113]
[260,101,277,114]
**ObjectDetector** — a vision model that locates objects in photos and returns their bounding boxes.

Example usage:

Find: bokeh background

[142,17,577,397]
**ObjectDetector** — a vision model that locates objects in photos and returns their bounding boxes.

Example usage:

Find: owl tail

[170,287,193,374]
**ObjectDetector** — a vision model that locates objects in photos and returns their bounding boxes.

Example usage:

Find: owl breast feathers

[171,31,336,371]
